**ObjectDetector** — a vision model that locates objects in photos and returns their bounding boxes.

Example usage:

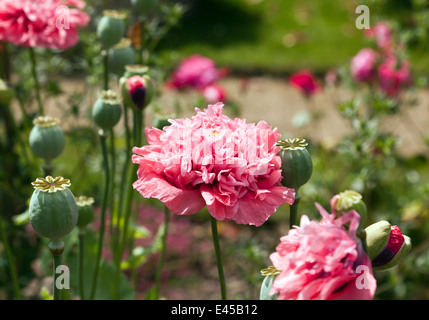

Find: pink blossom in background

[289,70,321,97]
[132,102,295,227]
[0,0,90,50]
[378,55,412,97]
[324,69,338,87]
[201,83,228,103]
[364,21,392,53]
[270,203,376,300]
[167,54,225,90]
[351,48,378,82]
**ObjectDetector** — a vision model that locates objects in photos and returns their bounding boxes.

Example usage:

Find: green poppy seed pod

[365,220,412,271]
[0,79,15,104]
[259,266,280,300]
[97,10,126,48]
[29,116,65,162]
[330,190,367,228]
[75,196,95,228]
[131,0,158,15]
[277,138,313,191]
[92,90,122,136]
[29,176,78,242]
[108,38,136,76]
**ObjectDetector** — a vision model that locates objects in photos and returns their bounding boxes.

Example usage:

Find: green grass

[157,0,366,74]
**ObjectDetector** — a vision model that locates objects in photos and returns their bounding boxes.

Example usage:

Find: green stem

[138,21,145,65]
[0,217,22,300]
[1,41,11,82]
[28,47,43,116]
[78,229,85,300]
[108,128,117,256]
[112,110,143,299]
[289,191,301,229]
[52,254,62,300]
[153,206,170,300]
[49,240,64,301]
[90,133,110,300]
[114,104,131,243]
[102,50,109,90]
[210,215,226,300]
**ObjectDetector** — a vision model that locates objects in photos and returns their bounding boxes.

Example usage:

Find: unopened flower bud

[330,190,367,228]
[365,220,412,270]
[108,38,136,76]
[29,176,78,241]
[97,10,126,48]
[29,116,65,162]
[92,90,122,136]
[131,0,158,15]
[120,74,153,111]
[0,79,14,104]
[277,138,313,191]
[75,196,95,228]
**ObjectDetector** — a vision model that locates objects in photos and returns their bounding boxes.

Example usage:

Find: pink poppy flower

[351,48,378,82]
[201,83,228,103]
[167,54,224,90]
[270,203,376,300]
[289,70,321,97]
[378,55,412,97]
[132,102,295,227]
[0,0,90,50]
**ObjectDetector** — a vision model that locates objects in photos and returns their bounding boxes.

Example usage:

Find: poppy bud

[277,138,313,191]
[97,10,126,48]
[108,38,136,76]
[92,90,122,136]
[0,79,14,104]
[330,190,367,228]
[131,0,158,15]
[29,176,78,242]
[29,116,65,163]
[75,196,95,228]
[120,74,153,111]
[365,220,412,270]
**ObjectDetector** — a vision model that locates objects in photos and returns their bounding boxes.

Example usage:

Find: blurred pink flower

[132,102,295,227]
[364,21,392,52]
[167,54,225,90]
[378,55,412,97]
[0,0,89,49]
[270,203,376,300]
[351,48,378,82]
[289,70,321,97]
[201,83,228,103]
[324,69,338,87]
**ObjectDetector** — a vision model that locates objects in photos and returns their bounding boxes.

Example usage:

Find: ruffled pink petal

[133,170,206,216]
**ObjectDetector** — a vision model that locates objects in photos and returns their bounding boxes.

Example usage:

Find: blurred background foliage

[1,0,429,300]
